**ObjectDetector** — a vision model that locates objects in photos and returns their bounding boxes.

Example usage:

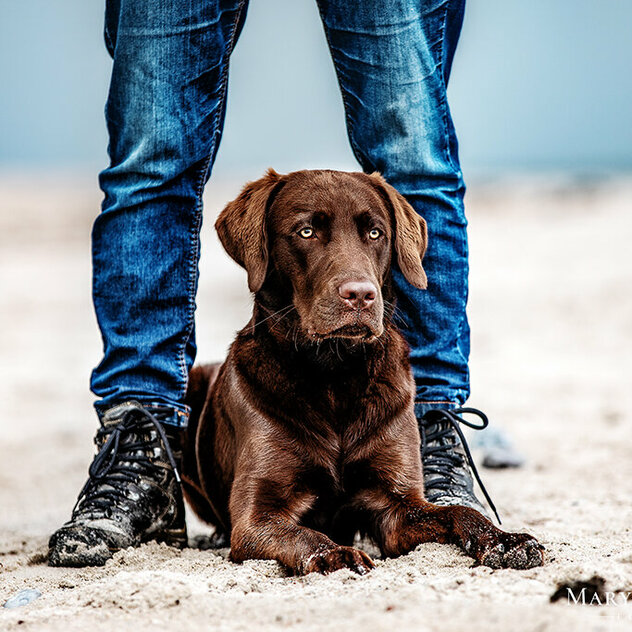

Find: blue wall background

[1,0,631,176]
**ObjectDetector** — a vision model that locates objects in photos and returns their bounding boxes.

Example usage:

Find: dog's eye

[298,227,314,239]
[368,228,382,240]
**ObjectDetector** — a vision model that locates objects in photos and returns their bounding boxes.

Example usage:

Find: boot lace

[73,406,181,517]
[420,407,501,523]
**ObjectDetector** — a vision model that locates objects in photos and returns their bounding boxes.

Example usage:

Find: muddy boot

[418,407,501,523]
[49,401,187,567]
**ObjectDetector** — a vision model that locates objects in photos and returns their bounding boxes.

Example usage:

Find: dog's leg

[229,476,374,575]
[231,515,374,575]
[373,493,543,569]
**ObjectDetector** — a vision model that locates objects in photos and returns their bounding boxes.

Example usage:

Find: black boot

[419,407,500,523]
[49,401,187,567]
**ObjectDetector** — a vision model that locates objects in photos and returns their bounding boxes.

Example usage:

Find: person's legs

[318,0,492,515]
[49,0,249,566]
[317,0,468,408]
[92,0,249,425]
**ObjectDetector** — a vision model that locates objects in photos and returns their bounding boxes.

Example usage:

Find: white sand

[1,172,631,631]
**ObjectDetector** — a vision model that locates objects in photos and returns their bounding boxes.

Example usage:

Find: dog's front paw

[477,531,544,569]
[302,545,375,576]
[451,505,544,569]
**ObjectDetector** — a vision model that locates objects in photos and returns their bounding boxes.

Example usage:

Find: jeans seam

[438,1,462,177]
[436,0,461,174]
[315,0,372,173]
[175,155,212,404]
[439,1,468,402]
[103,1,118,59]
[453,227,469,401]
[175,0,247,403]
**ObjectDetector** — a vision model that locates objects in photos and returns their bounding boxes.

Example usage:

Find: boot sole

[48,526,188,567]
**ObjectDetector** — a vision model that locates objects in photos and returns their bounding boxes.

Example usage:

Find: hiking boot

[418,407,500,523]
[48,401,187,567]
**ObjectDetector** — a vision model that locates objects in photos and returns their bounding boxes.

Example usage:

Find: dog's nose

[338,280,377,309]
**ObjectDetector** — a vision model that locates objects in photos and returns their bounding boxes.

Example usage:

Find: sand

[1,171,631,631]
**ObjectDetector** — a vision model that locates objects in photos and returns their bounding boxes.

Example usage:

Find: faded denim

[92,0,469,426]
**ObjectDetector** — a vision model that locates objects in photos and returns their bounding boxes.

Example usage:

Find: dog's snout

[338,280,377,309]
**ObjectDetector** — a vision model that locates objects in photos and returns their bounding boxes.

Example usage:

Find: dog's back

[181,362,224,528]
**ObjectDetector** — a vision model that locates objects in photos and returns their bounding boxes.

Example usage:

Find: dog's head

[216,169,427,343]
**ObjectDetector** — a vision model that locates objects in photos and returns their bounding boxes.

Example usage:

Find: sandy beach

[1,172,631,631]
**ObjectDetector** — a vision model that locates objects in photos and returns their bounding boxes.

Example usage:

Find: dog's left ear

[369,173,428,289]
[215,169,285,293]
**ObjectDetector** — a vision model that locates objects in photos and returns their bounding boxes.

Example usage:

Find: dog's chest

[297,379,397,486]
[296,457,377,536]
[298,447,378,507]
[311,378,377,425]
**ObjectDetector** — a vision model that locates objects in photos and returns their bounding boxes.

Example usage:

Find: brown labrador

[181,169,543,575]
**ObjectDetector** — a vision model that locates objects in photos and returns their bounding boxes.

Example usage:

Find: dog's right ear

[215,169,285,293]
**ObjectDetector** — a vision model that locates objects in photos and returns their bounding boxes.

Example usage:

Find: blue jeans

[92,0,469,426]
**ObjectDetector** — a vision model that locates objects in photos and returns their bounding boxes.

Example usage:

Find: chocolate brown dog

[181,169,543,575]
